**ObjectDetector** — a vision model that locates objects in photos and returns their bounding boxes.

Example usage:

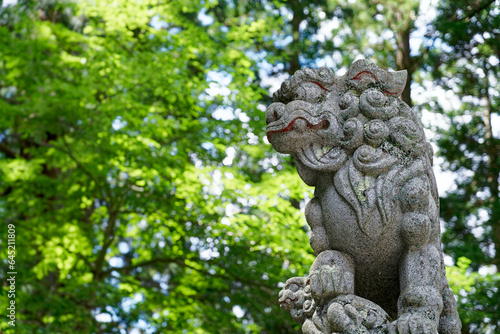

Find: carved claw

[309,265,354,306]
[326,295,391,334]
[328,302,365,332]
[389,313,438,334]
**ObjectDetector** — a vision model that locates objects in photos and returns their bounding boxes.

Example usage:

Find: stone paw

[326,295,390,334]
[328,302,369,333]
[308,264,354,305]
[389,313,438,334]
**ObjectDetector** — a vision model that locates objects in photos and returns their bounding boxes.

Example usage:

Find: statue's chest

[318,162,400,238]
[319,182,386,248]
[318,178,404,272]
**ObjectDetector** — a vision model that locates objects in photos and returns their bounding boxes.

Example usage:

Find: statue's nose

[266,103,285,125]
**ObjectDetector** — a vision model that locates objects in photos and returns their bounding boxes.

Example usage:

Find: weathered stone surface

[267,60,461,334]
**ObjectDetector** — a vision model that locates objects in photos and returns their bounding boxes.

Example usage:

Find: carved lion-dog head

[265,59,429,174]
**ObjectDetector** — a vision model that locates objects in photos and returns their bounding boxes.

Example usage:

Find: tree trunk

[289,1,302,75]
[395,27,413,107]
[483,67,500,270]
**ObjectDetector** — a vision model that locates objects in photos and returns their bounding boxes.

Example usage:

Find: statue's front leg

[305,197,330,256]
[392,176,443,333]
[392,244,443,333]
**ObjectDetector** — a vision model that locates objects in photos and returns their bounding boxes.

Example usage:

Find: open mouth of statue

[266,117,330,142]
[293,144,347,172]
[298,143,336,163]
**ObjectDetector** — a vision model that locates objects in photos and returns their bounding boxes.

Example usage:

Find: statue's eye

[293,83,325,102]
[287,282,301,292]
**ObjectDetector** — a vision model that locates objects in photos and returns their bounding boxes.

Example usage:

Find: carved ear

[346,59,407,97]
[388,70,407,96]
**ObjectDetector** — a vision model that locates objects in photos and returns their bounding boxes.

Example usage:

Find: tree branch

[0,141,17,158]
[449,0,496,22]
[103,256,274,295]
[93,208,119,280]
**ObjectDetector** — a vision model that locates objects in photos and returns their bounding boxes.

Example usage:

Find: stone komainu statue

[266,60,461,334]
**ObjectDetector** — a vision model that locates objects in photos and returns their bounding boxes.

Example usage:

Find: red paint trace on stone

[352,71,402,96]
[352,71,379,82]
[279,297,298,304]
[382,89,400,96]
[309,81,328,91]
[267,117,330,142]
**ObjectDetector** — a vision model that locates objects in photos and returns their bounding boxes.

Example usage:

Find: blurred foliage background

[0,0,498,333]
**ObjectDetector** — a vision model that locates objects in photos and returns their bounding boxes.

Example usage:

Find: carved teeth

[321,146,331,156]
[302,146,318,165]
[313,144,332,160]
